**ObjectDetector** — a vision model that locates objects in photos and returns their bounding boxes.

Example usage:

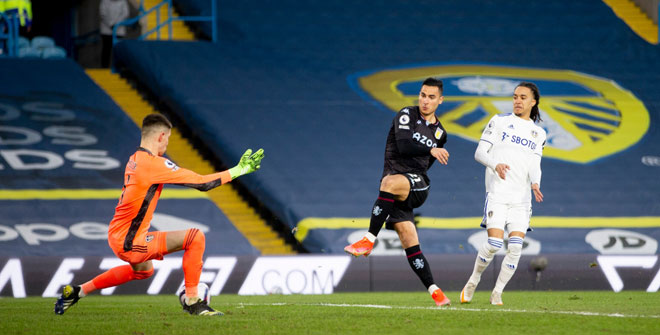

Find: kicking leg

[395,221,450,306]
[345,174,410,257]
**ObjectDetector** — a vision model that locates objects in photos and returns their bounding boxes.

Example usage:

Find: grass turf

[1,291,658,334]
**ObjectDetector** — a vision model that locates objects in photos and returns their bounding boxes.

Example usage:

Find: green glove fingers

[249,148,265,170]
[228,148,265,180]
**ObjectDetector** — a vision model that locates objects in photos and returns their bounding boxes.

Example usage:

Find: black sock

[405,245,435,289]
[367,191,395,237]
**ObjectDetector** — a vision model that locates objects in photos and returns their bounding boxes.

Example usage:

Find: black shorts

[385,173,429,229]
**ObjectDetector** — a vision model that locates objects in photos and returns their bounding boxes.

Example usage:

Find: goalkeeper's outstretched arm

[170,148,265,191]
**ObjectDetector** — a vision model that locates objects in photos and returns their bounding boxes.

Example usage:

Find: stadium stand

[112,0,660,254]
[85,68,293,254]
[0,58,258,256]
[4,35,67,59]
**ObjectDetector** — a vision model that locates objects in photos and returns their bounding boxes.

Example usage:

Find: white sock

[364,232,376,243]
[78,286,86,298]
[494,237,523,293]
[185,296,201,305]
[468,237,503,284]
[427,284,440,295]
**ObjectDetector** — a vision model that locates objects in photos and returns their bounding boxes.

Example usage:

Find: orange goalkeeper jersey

[108,148,230,252]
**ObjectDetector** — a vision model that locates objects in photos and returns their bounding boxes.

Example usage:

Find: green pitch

[2,291,658,334]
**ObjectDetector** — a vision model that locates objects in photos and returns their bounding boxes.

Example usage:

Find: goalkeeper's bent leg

[182,228,205,298]
[81,265,154,295]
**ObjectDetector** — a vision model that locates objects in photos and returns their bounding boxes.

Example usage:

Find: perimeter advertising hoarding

[2,255,658,298]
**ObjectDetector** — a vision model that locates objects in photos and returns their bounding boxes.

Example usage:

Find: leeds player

[460,82,546,305]
[344,77,451,306]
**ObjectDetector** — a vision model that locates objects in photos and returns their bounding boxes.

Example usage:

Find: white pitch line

[236,302,660,319]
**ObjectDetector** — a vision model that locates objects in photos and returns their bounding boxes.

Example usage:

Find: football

[177,282,211,307]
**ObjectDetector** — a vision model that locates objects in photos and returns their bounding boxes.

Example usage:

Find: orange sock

[81,265,154,295]
[182,228,205,298]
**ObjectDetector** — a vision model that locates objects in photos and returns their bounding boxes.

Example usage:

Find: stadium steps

[142,0,195,40]
[602,0,658,44]
[85,69,295,255]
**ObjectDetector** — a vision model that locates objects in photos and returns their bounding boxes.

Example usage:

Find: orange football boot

[344,237,374,257]
[432,288,451,306]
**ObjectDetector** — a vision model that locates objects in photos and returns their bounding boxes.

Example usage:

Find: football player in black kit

[345,77,451,306]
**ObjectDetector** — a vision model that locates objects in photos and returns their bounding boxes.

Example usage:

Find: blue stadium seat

[18,46,41,58]
[30,36,55,50]
[41,46,66,59]
[17,36,29,49]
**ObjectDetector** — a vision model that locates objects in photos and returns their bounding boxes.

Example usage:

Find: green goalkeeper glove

[228,148,264,180]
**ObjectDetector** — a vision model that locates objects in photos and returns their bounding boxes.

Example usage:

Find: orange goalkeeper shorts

[108,231,169,265]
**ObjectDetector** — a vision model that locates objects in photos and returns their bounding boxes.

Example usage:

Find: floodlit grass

[1,291,658,334]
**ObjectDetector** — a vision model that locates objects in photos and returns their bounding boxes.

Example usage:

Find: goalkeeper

[54,113,264,316]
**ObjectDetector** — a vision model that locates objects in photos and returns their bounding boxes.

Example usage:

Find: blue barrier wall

[0,59,138,188]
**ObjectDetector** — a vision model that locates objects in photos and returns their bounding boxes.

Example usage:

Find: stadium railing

[0,11,19,57]
[112,0,217,45]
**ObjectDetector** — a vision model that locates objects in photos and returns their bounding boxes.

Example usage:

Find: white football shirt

[478,113,546,203]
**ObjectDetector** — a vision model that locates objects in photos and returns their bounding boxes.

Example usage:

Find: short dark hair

[422,77,443,94]
[141,113,172,137]
[516,82,542,123]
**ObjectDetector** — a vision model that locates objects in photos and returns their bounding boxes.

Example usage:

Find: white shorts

[481,194,531,233]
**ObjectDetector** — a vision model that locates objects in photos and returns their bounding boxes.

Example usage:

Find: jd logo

[350,64,649,163]
[586,229,658,254]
